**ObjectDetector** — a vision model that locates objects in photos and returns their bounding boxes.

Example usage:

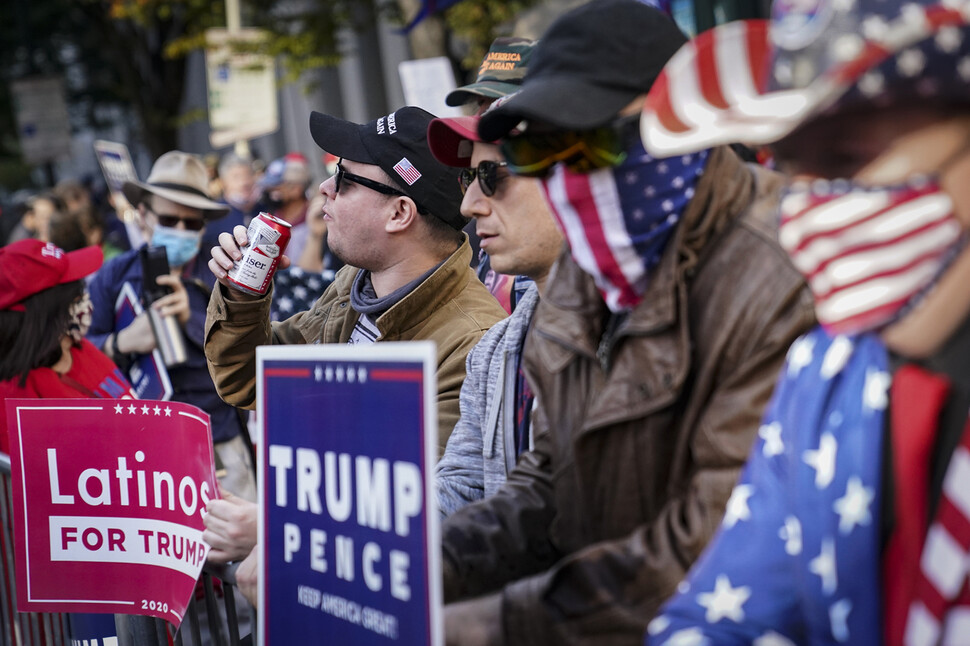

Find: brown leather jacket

[440,148,817,644]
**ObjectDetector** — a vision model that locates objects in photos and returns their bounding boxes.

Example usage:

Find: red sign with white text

[5,398,219,624]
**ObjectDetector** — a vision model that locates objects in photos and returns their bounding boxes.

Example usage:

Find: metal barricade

[116,563,253,646]
[1,452,253,645]
[1,451,71,646]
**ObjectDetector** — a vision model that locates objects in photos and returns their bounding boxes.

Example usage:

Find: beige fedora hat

[123,151,229,219]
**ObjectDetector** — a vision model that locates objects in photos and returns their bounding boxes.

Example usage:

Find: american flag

[393,157,422,185]
[647,328,890,646]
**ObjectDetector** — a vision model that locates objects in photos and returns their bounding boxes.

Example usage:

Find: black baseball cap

[445,37,536,107]
[309,106,466,230]
[478,0,687,141]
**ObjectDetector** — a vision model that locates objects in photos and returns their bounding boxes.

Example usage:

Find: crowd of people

[3,0,970,643]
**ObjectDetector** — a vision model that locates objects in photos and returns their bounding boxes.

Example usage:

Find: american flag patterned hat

[640,0,970,157]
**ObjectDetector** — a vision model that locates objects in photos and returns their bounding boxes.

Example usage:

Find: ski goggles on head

[499,114,641,178]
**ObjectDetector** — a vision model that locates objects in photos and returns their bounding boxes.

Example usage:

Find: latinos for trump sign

[256,343,441,646]
[5,399,218,623]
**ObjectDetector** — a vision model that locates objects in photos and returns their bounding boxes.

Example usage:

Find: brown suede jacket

[440,147,817,644]
[204,237,507,453]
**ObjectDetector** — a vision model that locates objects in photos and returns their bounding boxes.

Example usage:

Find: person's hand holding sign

[203,489,258,563]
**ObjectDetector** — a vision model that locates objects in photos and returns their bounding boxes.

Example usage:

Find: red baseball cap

[0,240,103,311]
[427,116,488,168]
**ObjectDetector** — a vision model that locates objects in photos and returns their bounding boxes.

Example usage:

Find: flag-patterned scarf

[540,140,708,312]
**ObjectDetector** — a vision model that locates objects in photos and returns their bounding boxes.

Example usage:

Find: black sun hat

[309,107,466,230]
[478,0,687,142]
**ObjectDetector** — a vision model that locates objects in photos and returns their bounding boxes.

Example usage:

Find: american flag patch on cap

[393,157,422,185]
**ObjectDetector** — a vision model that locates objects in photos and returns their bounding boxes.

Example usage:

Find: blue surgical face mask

[151,225,202,268]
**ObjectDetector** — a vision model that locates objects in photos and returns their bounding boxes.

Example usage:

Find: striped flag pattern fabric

[640,20,822,156]
[539,142,707,313]
[639,3,970,159]
[905,425,970,645]
[393,157,422,185]
[541,165,650,312]
[778,181,961,335]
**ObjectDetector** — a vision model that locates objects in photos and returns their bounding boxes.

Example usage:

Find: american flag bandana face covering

[779,176,965,336]
[540,138,708,313]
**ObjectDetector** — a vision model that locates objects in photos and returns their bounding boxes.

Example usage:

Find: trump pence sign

[256,343,441,646]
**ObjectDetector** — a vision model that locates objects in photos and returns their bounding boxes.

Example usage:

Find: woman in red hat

[0,239,136,453]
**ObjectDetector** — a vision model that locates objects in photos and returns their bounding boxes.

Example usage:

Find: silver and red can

[226,212,292,296]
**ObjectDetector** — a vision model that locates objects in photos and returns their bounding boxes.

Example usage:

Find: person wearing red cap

[0,239,136,453]
[428,110,563,517]
[437,1,816,644]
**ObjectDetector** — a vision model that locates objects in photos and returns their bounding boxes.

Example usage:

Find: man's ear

[385,196,420,234]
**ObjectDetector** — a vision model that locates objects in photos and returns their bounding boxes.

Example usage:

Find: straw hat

[123,151,229,219]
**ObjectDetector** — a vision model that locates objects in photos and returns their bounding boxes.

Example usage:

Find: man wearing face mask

[436,2,816,644]
[643,0,970,644]
[86,151,256,503]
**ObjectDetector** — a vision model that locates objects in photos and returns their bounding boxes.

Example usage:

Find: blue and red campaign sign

[5,398,218,623]
[256,343,441,646]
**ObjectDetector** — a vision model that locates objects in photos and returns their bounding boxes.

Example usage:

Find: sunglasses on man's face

[154,213,206,231]
[332,162,429,215]
[334,163,406,197]
[458,160,509,197]
[499,114,642,178]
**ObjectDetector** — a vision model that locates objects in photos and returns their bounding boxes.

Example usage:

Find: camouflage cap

[445,37,536,107]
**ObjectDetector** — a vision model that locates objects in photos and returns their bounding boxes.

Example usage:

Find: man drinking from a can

[201,106,507,572]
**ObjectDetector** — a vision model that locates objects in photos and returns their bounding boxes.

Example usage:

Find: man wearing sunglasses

[427,111,563,518]
[435,1,816,644]
[445,36,538,315]
[206,106,507,458]
[87,150,257,504]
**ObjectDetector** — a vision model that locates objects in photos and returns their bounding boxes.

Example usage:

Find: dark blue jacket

[87,246,244,443]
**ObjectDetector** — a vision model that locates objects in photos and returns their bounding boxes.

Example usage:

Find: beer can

[226,212,292,296]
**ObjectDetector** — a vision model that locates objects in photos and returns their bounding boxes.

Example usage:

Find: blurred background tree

[0,0,546,191]
[444,0,541,70]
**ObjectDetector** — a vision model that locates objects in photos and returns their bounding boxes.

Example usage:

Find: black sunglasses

[335,163,407,198]
[458,160,509,197]
[333,162,428,214]
[154,213,205,232]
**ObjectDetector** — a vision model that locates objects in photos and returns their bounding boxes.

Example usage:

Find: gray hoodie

[435,284,540,517]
